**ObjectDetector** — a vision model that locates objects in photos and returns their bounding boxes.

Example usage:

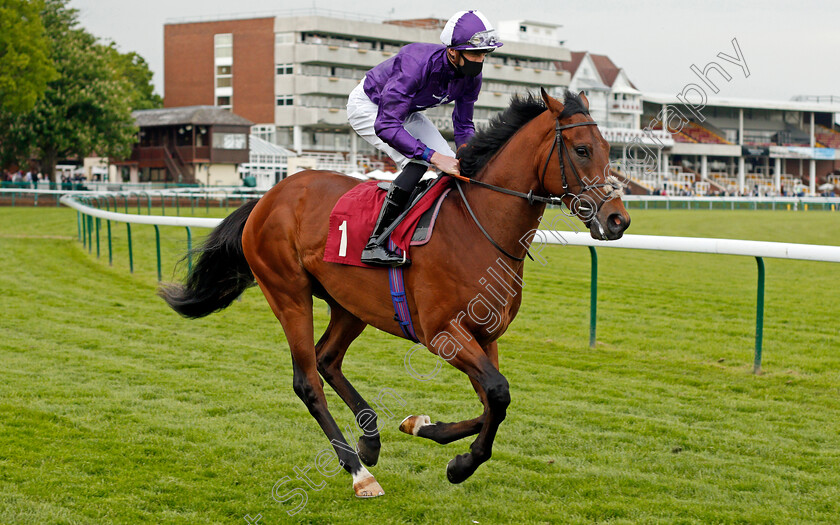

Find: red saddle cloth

[324,177,452,268]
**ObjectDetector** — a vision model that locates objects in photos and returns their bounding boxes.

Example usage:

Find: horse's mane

[459,90,590,177]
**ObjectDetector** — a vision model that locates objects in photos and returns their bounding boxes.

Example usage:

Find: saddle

[324,176,452,268]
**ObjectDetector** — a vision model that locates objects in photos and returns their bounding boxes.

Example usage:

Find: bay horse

[159,89,630,498]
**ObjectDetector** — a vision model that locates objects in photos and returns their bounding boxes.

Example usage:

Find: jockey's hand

[431,152,460,176]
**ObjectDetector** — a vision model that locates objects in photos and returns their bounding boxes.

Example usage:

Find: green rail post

[87,215,93,253]
[123,194,129,214]
[81,208,87,248]
[146,192,152,214]
[160,191,166,215]
[754,256,766,374]
[175,193,180,215]
[154,225,162,282]
[127,223,134,273]
[589,246,598,348]
[136,192,141,215]
[186,227,193,271]
[205,191,209,214]
[107,220,113,266]
[95,218,101,258]
[77,211,81,241]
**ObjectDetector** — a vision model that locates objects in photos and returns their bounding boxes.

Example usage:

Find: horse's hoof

[399,414,431,436]
[353,471,385,498]
[446,453,475,484]
[357,437,381,467]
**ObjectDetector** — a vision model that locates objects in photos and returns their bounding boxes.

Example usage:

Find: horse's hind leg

[400,342,498,444]
[314,301,381,466]
[251,261,383,498]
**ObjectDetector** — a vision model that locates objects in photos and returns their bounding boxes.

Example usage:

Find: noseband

[454,117,620,261]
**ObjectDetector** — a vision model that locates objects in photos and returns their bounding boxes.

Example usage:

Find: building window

[215,33,233,109]
[276,64,293,75]
[276,95,294,106]
[214,33,232,58]
[275,32,295,45]
[252,125,277,144]
[520,25,527,32]
[216,65,232,88]
[213,133,247,150]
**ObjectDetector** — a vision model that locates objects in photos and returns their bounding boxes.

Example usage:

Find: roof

[643,93,840,114]
[133,106,254,127]
[591,54,620,86]
[562,51,638,90]
[384,18,446,30]
[561,51,586,76]
[507,19,562,29]
[249,135,294,157]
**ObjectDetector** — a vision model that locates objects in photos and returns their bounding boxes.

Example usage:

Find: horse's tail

[158,199,259,318]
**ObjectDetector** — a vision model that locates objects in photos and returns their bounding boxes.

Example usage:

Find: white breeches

[346,80,456,170]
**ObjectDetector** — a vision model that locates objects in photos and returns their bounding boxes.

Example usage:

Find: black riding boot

[360,184,412,267]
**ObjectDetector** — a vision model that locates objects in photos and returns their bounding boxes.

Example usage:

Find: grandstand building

[163,11,572,179]
[161,10,840,196]
[637,95,840,196]
[558,51,672,194]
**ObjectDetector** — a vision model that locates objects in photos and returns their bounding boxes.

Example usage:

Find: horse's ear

[540,87,563,116]
[579,90,590,110]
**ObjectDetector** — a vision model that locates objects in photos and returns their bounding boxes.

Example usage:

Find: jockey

[347,10,503,267]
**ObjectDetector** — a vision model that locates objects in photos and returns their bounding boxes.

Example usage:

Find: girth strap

[387,239,419,342]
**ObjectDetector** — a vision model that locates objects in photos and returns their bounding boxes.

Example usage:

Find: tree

[105,44,163,110]
[0,0,57,114]
[0,0,138,180]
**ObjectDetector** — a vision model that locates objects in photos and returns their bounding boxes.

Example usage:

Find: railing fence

[49,194,840,374]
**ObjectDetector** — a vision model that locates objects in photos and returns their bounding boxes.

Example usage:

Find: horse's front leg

[399,342,499,445]
[439,339,510,483]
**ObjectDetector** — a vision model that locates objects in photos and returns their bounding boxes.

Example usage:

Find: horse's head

[539,89,631,240]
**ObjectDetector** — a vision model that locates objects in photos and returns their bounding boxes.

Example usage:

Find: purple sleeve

[453,76,481,148]
[373,54,429,160]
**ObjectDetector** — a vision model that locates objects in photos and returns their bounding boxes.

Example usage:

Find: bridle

[453,117,621,261]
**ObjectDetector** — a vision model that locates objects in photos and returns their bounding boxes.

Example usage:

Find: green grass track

[0,206,838,524]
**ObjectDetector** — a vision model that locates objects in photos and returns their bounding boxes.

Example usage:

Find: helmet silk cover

[440,10,503,51]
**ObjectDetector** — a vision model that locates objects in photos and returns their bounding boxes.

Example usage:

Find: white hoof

[352,467,384,498]
[399,414,432,436]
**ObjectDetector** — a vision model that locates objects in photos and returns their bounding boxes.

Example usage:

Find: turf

[0,205,838,524]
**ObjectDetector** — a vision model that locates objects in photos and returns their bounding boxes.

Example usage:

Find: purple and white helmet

[440,10,503,52]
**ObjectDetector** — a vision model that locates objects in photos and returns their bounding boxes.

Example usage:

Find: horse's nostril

[607,213,625,232]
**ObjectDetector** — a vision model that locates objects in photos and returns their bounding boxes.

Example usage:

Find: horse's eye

[576,147,588,157]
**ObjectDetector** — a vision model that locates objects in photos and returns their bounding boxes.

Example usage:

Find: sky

[69,0,840,104]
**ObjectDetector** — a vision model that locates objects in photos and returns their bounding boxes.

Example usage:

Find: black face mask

[456,53,483,77]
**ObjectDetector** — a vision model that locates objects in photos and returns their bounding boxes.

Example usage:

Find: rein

[455,180,530,262]
[453,118,617,260]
